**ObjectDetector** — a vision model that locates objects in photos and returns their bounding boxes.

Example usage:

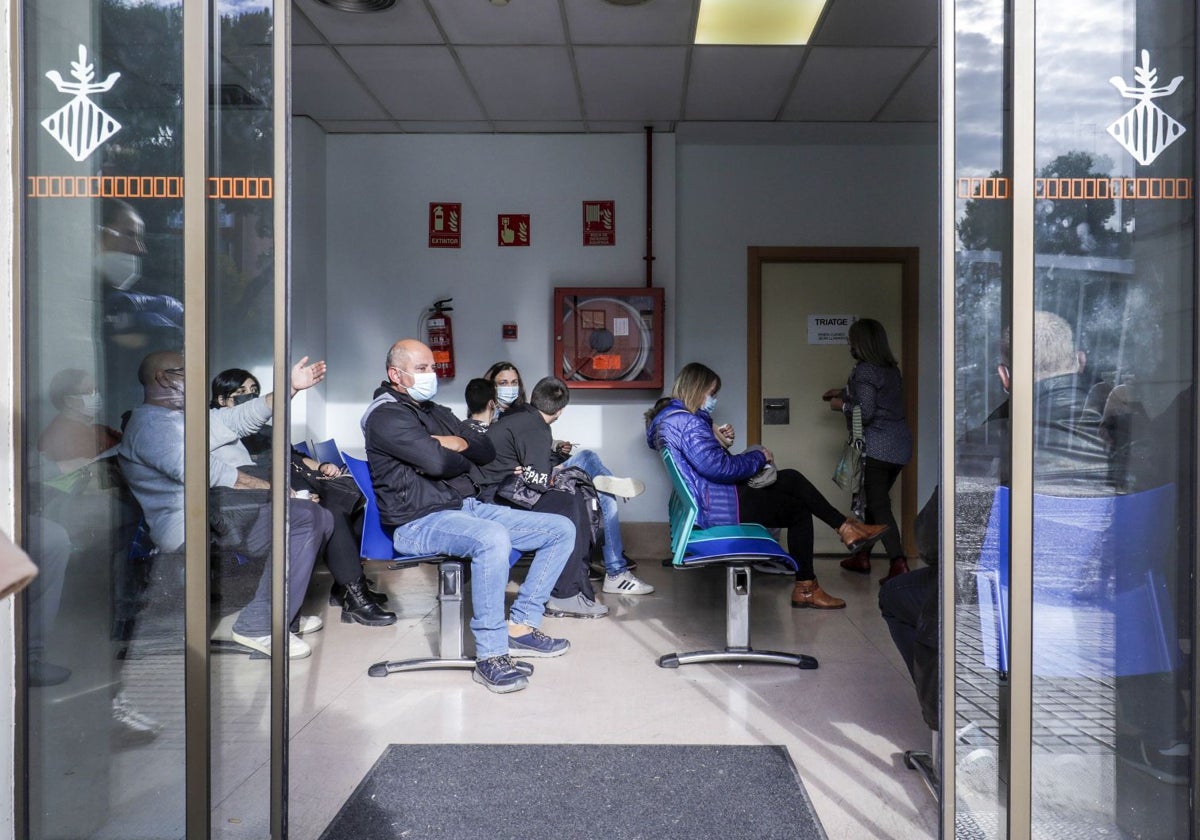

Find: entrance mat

[318,743,827,840]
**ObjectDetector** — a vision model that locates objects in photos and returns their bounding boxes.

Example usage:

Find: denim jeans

[390,498,573,659]
[561,449,627,575]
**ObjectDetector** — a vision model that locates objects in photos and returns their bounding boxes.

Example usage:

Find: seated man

[117,350,332,659]
[362,339,574,694]
[473,376,613,618]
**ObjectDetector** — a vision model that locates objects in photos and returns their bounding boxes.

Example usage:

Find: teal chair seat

[658,448,817,670]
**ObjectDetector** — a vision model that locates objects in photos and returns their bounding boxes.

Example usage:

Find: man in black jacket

[362,339,574,694]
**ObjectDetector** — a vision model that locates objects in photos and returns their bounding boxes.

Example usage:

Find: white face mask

[97,251,142,290]
[404,370,438,401]
[702,395,718,413]
[69,391,102,419]
[496,385,519,406]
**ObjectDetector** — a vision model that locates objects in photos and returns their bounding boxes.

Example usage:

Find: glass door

[946,0,1197,836]
[16,1,288,837]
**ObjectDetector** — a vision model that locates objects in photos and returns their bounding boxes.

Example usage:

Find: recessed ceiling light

[313,0,396,11]
[695,0,825,45]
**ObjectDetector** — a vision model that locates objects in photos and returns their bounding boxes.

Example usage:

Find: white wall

[308,133,940,521]
[291,117,328,443]
[676,142,940,505]
[315,133,678,521]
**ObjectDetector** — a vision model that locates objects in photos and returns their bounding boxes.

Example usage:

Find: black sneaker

[472,655,529,694]
[508,628,571,658]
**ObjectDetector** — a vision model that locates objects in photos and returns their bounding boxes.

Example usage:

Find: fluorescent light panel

[695,0,826,45]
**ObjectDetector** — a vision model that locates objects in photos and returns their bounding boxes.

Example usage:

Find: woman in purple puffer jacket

[646,363,887,609]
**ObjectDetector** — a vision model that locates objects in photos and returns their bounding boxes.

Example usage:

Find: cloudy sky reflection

[955,0,1193,178]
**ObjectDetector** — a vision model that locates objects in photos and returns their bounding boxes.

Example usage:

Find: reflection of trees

[957,152,1133,258]
[1034,151,1120,256]
[96,1,276,363]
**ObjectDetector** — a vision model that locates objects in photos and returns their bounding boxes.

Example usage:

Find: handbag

[832,405,865,492]
[495,472,546,510]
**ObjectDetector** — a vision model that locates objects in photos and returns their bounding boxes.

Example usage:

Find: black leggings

[861,457,904,560]
[736,468,847,580]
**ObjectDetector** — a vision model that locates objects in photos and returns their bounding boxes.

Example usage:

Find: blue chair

[976,482,1179,677]
[657,448,818,670]
[292,440,312,459]
[312,438,345,469]
[342,453,528,678]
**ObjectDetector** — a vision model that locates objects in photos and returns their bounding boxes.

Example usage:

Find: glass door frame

[10,1,292,837]
[941,1,1200,837]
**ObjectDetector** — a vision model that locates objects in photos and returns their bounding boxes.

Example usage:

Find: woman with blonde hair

[647,362,886,609]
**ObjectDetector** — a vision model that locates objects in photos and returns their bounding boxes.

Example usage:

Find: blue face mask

[702,395,718,413]
[405,370,438,401]
[496,385,519,406]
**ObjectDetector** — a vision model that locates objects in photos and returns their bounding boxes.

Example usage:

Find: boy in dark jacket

[362,340,574,694]
[473,376,608,619]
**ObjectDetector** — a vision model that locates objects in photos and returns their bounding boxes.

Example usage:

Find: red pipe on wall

[644,125,655,287]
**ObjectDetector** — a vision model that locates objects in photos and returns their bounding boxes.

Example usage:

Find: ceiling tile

[293,45,389,121]
[491,121,589,133]
[815,0,937,47]
[782,47,923,121]
[564,0,694,45]
[340,46,485,121]
[686,47,803,121]
[292,10,324,46]
[320,120,404,133]
[292,0,443,46]
[457,47,581,121]
[397,121,498,133]
[575,46,686,122]
[876,49,937,122]
[429,0,565,45]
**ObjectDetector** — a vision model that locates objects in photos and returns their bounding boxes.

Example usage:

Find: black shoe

[329,577,388,607]
[340,577,398,627]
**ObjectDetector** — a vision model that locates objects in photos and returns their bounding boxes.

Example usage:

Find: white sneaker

[293,614,324,635]
[231,630,312,659]
[603,570,655,595]
[592,475,645,499]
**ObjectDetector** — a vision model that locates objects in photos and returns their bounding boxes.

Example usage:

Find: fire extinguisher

[422,298,456,380]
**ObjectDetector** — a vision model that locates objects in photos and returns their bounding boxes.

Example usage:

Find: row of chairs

[341,445,819,681]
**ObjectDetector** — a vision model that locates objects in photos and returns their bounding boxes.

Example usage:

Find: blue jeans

[390,498,573,659]
[561,449,627,575]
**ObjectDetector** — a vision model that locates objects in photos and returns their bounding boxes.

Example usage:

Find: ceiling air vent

[602,0,653,6]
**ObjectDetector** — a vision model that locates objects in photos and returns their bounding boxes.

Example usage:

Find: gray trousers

[232,499,333,636]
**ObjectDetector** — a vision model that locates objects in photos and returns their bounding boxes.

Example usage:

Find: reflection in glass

[22,1,186,837]
[206,2,280,838]
[953,1,1011,836]
[1029,2,1195,836]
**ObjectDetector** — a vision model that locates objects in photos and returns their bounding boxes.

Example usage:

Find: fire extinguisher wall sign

[424,298,456,379]
[429,203,461,248]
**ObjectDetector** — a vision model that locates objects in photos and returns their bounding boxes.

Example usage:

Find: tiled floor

[239,524,938,839]
[29,523,940,839]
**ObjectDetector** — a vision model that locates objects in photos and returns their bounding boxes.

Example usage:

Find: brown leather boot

[791,579,846,610]
[837,518,889,553]
[879,557,910,586]
[839,549,871,574]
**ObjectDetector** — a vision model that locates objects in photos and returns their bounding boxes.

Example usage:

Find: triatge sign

[808,315,857,345]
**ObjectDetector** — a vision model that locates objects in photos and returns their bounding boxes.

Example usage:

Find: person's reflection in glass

[38,368,121,476]
[97,198,183,422]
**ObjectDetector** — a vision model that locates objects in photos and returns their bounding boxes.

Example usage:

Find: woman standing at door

[824,318,912,584]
